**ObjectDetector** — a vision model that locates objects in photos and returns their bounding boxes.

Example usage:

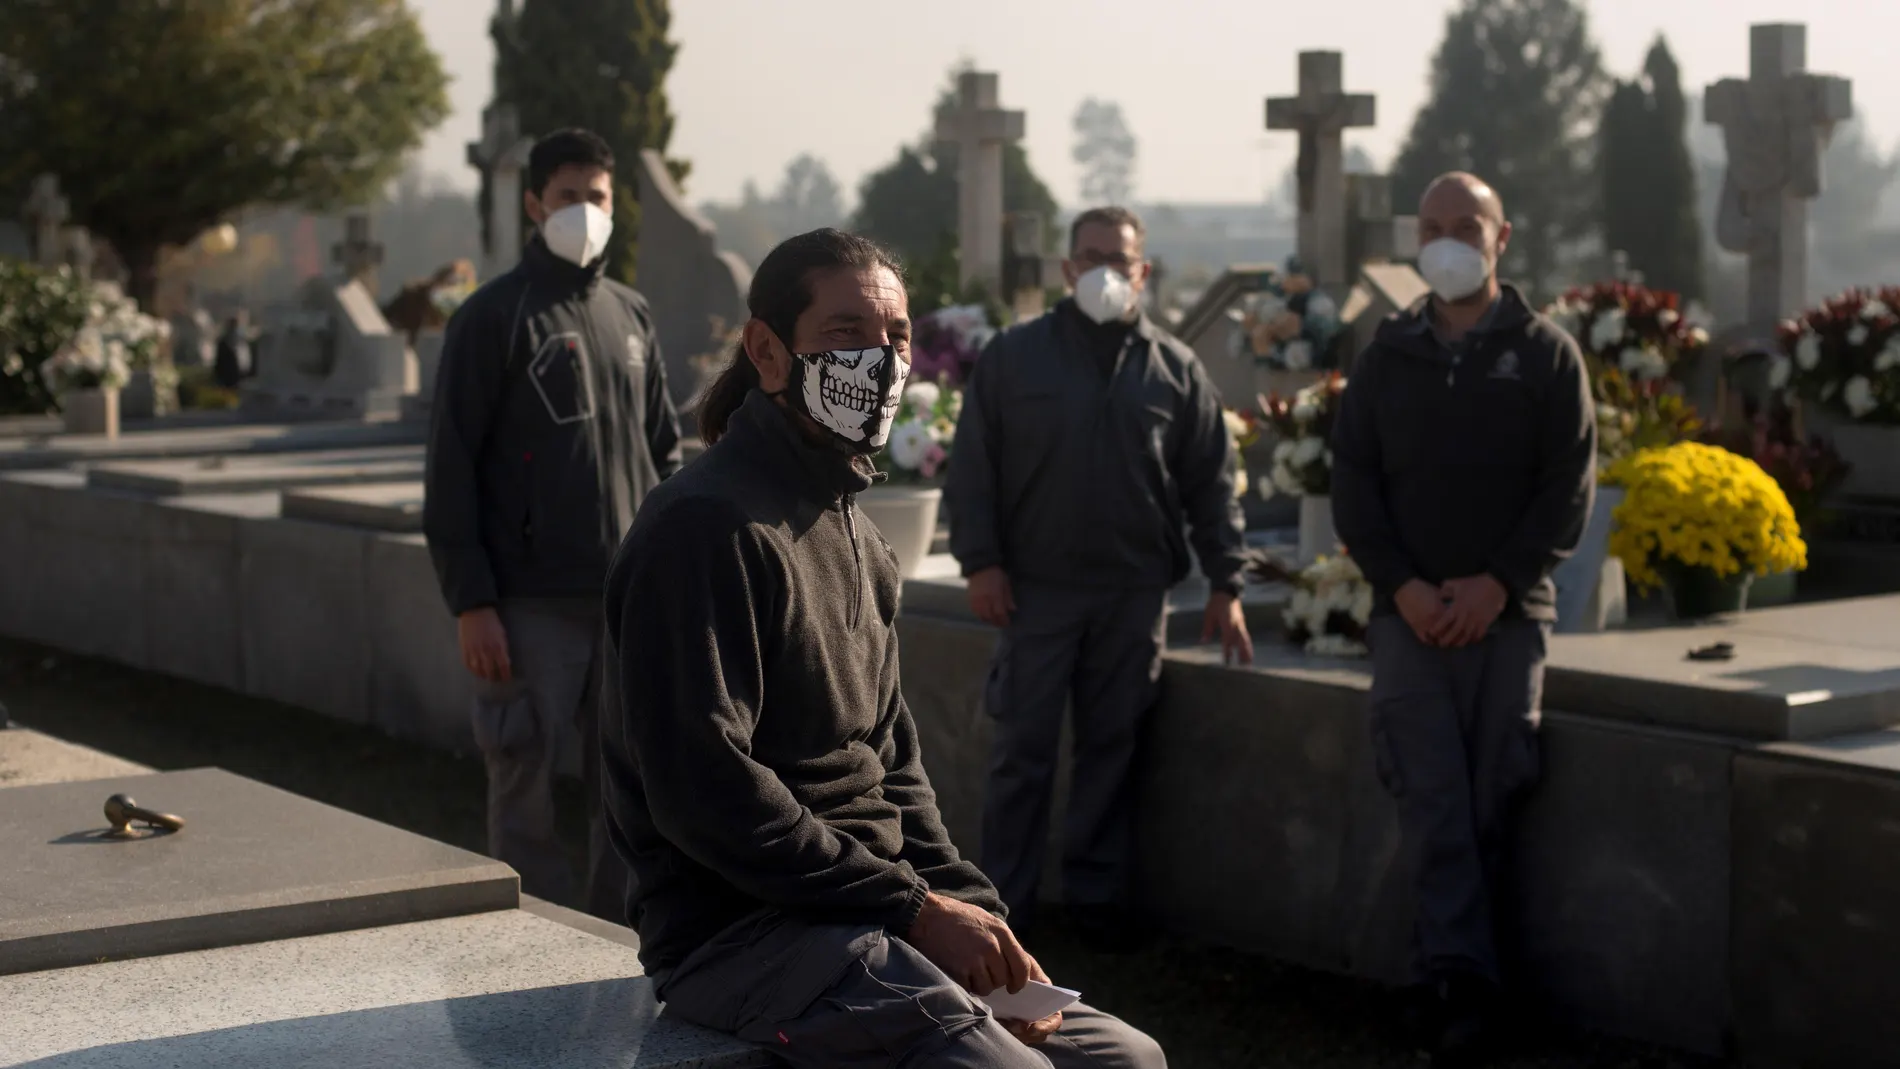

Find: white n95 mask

[1074,265,1137,324]
[541,202,615,268]
[1417,238,1492,302]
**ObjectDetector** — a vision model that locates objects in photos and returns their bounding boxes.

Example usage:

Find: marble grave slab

[86,445,423,496]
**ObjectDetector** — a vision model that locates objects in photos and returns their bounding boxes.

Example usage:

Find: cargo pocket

[471,682,540,758]
[775,934,988,1066]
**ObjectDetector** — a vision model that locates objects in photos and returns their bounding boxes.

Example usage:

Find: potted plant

[1775,287,1900,498]
[1256,372,1345,566]
[1545,281,1708,629]
[1605,441,1807,619]
[1700,399,1849,606]
[0,260,91,418]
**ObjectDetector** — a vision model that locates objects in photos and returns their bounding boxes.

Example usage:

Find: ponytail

[696,341,759,445]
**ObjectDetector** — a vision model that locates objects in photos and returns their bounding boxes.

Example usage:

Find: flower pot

[1298,494,1337,567]
[61,386,120,439]
[1553,486,1626,633]
[1659,562,1752,620]
[1749,568,1798,608]
[855,486,943,580]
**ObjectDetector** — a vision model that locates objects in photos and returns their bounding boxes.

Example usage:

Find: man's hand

[1393,579,1446,645]
[1201,591,1254,665]
[906,892,1033,997]
[457,607,512,682]
[1430,575,1509,648]
[999,960,1062,1046]
[967,567,1016,629]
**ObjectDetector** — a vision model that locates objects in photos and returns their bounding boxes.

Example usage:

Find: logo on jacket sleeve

[529,332,597,424]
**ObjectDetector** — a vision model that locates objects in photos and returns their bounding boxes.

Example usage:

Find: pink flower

[919,443,947,479]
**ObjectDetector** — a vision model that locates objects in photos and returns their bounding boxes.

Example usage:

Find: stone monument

[21,173,70,269]
[1706,23,1853,339]
[243,275,414,421]
[934,71,1025,298]
[1003,211,1064,322]
[633,148,750,429]
[1267,52,1376,293]
[332,212,385,298]
[467,102,535,280]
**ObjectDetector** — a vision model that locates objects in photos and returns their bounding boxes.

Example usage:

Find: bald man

[1329,173,1595,1059]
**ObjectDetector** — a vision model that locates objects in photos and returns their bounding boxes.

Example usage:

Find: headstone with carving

[467,103,535,280]
[1267,53,1376,293]
[243,277,414,421]
[21,174,70,269]
[633,149,750,431]
[1706,23,1853,340]
[934,71,1025,299]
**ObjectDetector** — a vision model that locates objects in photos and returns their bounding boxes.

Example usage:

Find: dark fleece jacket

[1330,285,1596,622]
[601,389,1003,977]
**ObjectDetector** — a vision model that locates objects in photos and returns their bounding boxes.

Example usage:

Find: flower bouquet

[1224,407,1262,501]
[39,280,168,396]
[876,379,961,484]
[1283,554,1374,657]
[1776,288,1900,423]
[1256,372,1345,499]
[1547,281,1710,382]
[911,304,996,387]
[1226,258,1341,371]
[1604,441,1807,618]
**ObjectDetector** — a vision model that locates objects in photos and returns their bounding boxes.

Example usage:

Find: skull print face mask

[784,344,911,454]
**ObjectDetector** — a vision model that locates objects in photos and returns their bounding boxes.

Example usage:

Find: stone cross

[934,71,1024,298]
[1267,52,1376,291]
[61,227,93,283]
[467,102,535,277]
[331,213,384,294]
[1706,23,1852,335]
[21,174,70,269]
[1345,173,1419,267]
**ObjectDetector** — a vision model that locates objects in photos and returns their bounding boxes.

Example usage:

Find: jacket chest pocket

[527,331,598,425]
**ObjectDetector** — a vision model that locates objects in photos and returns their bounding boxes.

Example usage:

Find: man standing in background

[424,128,682,920]
[1331,172,1594,1061]
[948,206,1252,951]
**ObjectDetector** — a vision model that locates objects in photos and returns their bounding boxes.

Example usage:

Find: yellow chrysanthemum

[1604,442,1807,591]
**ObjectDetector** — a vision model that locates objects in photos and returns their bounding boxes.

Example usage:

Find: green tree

[1073,98,1137,207]
[0,0,449,310]
[1599,37,1702,298]
[1391,0,1612,297]
[494,0,685,286]
[854,63,1059,311]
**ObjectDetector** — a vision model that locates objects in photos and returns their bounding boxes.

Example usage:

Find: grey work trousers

[1367,614,1549,985]
[657,910,1167,1069]
[980,581,1169,920]
[471,597,628,920]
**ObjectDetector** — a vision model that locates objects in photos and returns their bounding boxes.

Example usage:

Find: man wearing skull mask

[947,206,1252,951]
[601,228,1166,1067]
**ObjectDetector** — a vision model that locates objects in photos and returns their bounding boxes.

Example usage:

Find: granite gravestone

[21,173,70,269]
[934,71,1025,299]
[633,148,750,427]
[243,276,415,420]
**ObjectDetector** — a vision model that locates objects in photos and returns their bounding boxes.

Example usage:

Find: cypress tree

[494,0,685,286]
[1600,39,1703,296]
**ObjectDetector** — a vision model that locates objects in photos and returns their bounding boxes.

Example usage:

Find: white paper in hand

[977,980,1081,1022]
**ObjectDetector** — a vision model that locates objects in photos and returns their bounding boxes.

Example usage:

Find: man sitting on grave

[600,228,1166,1069]
[424,127,683,920]
[1330,172,1595,1061]
[945,205,1252,951]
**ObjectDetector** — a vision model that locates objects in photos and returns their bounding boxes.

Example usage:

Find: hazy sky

[412,0,1900,207]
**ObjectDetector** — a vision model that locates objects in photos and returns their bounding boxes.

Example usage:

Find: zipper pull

[842,495,865,629]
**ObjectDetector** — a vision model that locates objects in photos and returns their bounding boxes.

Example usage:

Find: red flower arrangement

[1776,287,1900,424]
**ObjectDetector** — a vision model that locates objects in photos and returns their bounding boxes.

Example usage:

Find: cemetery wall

[4,469,1900,1061]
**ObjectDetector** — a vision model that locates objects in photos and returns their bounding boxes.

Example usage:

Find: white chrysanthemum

[1769,355,1793,390]
[1849,324,1870,348]
[1866,300,1891,321]
[1233,467,1249,500]
[1845,376,1879,419]
[1292,435,1325,468]
[1281,339,1314,371]
[1272,464,1303,496]
[1876,340,1900,373]
[1795,332,1822,370]
[1257,475,1276,502]
[887,422,932,470]
[1273,440,1296,464]
[1305,292,1337,321]
[1590,308,1626,352]
[1291,397,1319,427]
[1223,409,1251,439]
[903,381,941,417]
[1658,308,1680,328]
[1350,584,1374,625]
